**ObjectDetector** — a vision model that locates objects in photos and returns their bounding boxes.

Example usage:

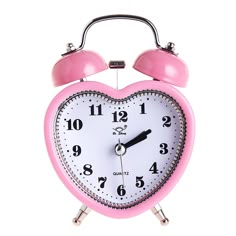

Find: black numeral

[160,143,168,154]
[89,104,103,116]
[139,103,146,114]
[117,185,126,196]
[72,145,81,156]
[98,177,107,188]
[136,176,145,188]
[112,111,128,122]
[149,162,159,174]
[65,119,83,130]
[83,164,93,176]
[162,116,171,127]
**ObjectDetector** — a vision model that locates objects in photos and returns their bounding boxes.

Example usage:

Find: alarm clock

[44,14,195,226]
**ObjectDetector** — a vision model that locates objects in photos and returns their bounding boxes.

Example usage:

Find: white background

[0,0,235,235]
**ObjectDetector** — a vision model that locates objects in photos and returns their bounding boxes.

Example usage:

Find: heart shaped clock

[44,15,195,226]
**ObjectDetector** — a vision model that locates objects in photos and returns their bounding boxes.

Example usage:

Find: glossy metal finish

[73,205,91,226]
[151,204,169,226]
[77,14,161,50]
[109,60,126,69]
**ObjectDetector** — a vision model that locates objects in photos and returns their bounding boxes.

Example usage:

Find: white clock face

[54,90,186,209]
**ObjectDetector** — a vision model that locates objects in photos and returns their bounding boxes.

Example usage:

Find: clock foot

[73,204,91,226]
[151,204,169,226]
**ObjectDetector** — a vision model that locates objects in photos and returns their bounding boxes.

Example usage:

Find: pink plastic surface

[134,49,189,87]
[52,50,107,87]
[44,80,195,218]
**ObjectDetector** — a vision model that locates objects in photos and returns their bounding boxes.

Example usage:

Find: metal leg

[151,204,169,226]
[73,204,91,226]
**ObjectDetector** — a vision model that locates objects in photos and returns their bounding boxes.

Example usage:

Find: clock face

[53,89,186,209]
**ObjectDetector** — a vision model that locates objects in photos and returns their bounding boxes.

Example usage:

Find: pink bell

[52,47,107,87]
[134,45,189,87]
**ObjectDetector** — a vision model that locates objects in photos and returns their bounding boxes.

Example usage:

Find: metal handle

[77,14,161,50]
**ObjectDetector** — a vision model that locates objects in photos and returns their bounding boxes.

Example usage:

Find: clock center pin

[115,143,127,156]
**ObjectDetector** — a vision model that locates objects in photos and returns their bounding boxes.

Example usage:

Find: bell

[134,46,189,87]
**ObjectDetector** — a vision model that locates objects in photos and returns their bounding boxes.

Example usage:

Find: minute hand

[123,129,152,149]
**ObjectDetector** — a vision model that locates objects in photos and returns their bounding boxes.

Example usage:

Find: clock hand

[116,139,125,188]
[119,154,125,188]
[114,129,151,187]
[123,129,152,149]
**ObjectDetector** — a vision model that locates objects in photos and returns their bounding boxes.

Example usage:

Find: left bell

[52,50,108,87]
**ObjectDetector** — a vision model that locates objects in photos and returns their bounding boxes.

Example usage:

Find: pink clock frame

[44,79,195,219]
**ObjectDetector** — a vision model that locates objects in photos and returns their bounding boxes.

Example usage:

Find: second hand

[117,138,125,188]
[119,154,125,188]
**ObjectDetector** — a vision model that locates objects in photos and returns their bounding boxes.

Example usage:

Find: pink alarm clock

[44,14,195,226]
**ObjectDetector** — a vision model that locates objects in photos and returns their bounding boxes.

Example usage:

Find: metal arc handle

[77,14,161,50]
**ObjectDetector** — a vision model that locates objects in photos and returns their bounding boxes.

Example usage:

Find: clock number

[98,177,107,188]
[72,145,81,156]
[66,119,83,130]
[112,111,128,122]
[89,104,103,116]
[160,143,168,154]
[83,164,93,176]
[117,185,126,196]
[139,103,146,114]
[162,116,171,127]
[136,176,145,188]
[149,162,159,174]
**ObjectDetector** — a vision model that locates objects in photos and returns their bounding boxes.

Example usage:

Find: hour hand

[123,129,152,149]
